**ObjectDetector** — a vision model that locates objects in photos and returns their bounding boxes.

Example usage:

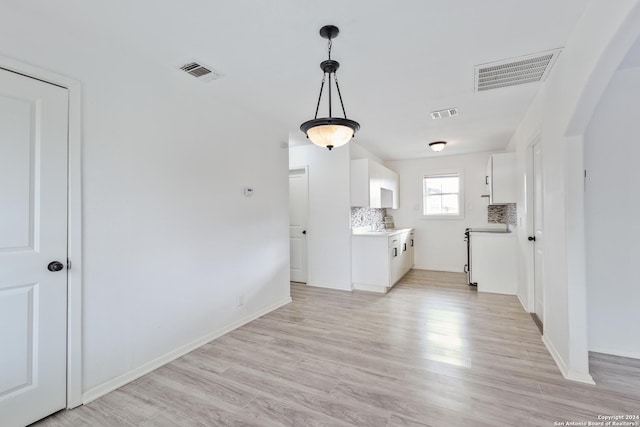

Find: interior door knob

[528,236,536,242]
[47,261,64,272]
[302,230,307,235]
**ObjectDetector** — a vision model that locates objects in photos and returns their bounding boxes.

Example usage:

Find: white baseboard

[306,282,353,291]
[82,296,292,404]
[517,293,529,312]
[412,266,463,273]
[353,283,387,293]
[589,346,640,360]
[542,335,595,385]
[566,368,596,384]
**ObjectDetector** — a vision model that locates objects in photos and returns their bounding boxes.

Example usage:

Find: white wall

[386,152,497,273]
[0,9,290,398]
[507,0,640,381]
[584,66,640,359]
[289,144,352,290]
[351,143,383,163]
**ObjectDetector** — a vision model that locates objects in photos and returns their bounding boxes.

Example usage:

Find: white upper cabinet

[486,152,516,204]
[351,159,399,208]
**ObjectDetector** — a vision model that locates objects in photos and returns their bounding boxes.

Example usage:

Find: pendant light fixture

[300,25,360,151]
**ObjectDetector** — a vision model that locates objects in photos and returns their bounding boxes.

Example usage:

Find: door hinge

[67,259,72,270]
[584,169,587,192]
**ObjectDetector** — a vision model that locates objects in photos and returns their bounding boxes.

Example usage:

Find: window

[423,171,464,218]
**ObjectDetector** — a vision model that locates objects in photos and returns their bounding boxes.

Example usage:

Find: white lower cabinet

[470,232,517,295]
[352,229,414,293]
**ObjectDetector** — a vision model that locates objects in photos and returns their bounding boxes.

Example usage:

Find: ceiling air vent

[474,49,561,92]
[178,60,224,82]
[431,107,459,120]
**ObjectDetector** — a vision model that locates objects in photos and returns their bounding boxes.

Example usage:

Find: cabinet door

[486,157,492,196]
[491,153,517,204]
[390,169,400,209]
[397,232,414,275]
[379,166,400,209]
[379,167,393,208]
[350,159,371,207]
[409,232,415,268]
[389,237,402,285]
[369,160,382,208]
[399,233,407,272]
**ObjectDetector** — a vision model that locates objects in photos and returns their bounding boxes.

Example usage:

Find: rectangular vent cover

[179,60,224,82]
[431,107,458,120]
[474,49,561,92]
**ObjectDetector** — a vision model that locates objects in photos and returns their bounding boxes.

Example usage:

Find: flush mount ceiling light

[429,141,447,152]
[300,25,360,151]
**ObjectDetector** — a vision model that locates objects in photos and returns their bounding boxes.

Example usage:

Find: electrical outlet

[237,295,244,307]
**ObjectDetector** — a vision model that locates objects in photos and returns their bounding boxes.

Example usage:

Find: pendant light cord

[313,75,325,120]
[334,74,348,119]
[312,35,349,120]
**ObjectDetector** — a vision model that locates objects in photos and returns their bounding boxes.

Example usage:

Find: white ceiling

[619,33,640,70]
[5,0,590,160]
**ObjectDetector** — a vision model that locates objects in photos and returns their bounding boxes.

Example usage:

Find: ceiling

[619,33,640,70]
[4,0,590,160]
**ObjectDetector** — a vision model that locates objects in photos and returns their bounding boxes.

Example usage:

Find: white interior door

[533,142,544,323]
[289,168,308,283]
[0,68,69,427]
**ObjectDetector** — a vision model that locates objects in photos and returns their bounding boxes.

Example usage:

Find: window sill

[421,214,465,220]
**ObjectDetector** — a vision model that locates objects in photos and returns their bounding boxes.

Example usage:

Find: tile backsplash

[351,207,387,231]
[488,203,517,225]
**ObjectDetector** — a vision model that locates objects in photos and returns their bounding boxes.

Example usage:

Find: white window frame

[422,169,465,220]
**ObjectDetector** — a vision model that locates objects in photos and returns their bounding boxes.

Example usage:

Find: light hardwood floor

[34,270,640,427]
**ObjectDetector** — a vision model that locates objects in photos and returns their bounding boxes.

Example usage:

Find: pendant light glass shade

[300,118,360,150]
[300,25,360,151]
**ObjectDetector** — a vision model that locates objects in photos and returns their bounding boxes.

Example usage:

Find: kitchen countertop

[352,227,414,237]
[465,227,511,234]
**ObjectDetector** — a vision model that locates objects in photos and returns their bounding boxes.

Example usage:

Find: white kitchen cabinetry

[352,229,414,293]
[401,230,415,273]
[486,152,516,204]
[351,159,399,209]
[470,231,517,295]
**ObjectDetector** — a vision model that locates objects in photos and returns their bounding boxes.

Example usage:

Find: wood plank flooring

[34,270,640,427]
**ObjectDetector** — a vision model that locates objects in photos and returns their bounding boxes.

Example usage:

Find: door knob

[47,261,65,272]
[528,236,536,242]
[302,230,307,235]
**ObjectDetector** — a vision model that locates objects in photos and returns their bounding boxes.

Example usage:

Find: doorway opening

[528,134,544,332]
[0,57,83,423]
[289,167,308,284]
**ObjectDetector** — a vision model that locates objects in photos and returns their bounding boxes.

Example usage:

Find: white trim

[0,55,83,409]
[288,165,309,285]
[421,168,465,220]
[307,282,353,291]
[589,347,640,360]
[542,335,568,376]
[517,293,529,312]
[82,296,292,404]
[542,335,595,385]
[413,266,463,273]
[353,283,388,293]
[525,131,541,314]
[566,369,596,385]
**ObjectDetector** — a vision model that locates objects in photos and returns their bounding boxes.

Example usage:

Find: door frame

[0,55,83,408]
[526,131,542,317]
[289,165,309,284]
